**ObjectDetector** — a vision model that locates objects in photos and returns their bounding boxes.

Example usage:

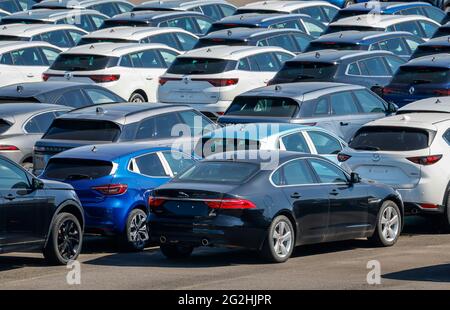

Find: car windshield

[43,119,121,141]
[167,57,238,75]
[194,38,246,49]
[43,158,113,180]
[77,37,132,45]
[51,54,119,71]
[273,61,337,83]
[412,45,450,59]
[325,25,383,34]
[349,126,430,151]
[306,41,360,51]
[176,161,259,184]
[0,119,11,134]
[226,96,299,117]
[391,66,449,84]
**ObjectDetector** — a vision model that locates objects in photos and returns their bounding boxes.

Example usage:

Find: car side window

[147,33,178,49]
[309,158,347,184]
[384,55,405,74]
[291,34,311,52]
[218,4,235,17]
[273,51,293,64]
[195,17,212,35]
[250,53,279,72]
[443,129,450,146]
[394,21,423,37]
[160,150,196,176]
[67,30,84,45]
[321,6,338,22]
[237,57,251,71]
[39,30,72,48]
[91,15,107,29]
[418,20,438,38]
[55,89,87,108]
[69,15,93,32]
[135,113,182,140]
[308,131,342,154]
[312,97,330,116]
[158,49,178,68]
[266,34,297,53]
[178,110,215,136]
[271,159,315,186]
[174,32,198,51]
[40,47,60,65]
[91,3,119,17]
[0,158,31,190]
[297,6,326,23]
[358,57,390,76]
[353,89,386,114]
[166,17,197,33]
[24,111,56,133]
[84,88,120,104]
[0,52,13,65]
[271,20,303,31]
[119,55,133,67]
[133,153,168,177]
[302,19,325,38]
[201,4,222,20]
[116,2,133,13]
[347,62,360,75]
[130,50,163,68]
[330,92,359,115]
[374,38,408,56]
[280,132,310,153]
[423,7,446,23]
[404,37,422,52]
[10,47,46,66]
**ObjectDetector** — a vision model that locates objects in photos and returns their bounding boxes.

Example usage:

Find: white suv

[339,112,450,227]
[43,42,181,102]
[157,45,295,118]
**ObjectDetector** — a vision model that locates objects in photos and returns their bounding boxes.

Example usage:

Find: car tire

[160,243,193,259]
[438,192,450,232]
[368,200,401,247]
[43,212,82,265]
[129,92,146,103]
[121,209,149,252]
[260,215,295,263]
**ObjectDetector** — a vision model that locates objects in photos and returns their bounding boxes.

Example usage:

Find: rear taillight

[337,153,351,162]
[89,74,120,83]
[420,203,439,209]
[159,77,182,86]
[433,89,450,96]
[0,145,19,151]
[148,196,165,208]
[92,184,128,195]
[206,198,256,210]
[382,87,398,95]
[199,78,239,87]
[42,73,50,81]
[406,155,442,165]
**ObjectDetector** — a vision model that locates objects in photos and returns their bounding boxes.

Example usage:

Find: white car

[339,112,450,227]
[0,24,87,49]
[78,26,199,52]
[0,41,62,87]
[43,42,181,102]
[234,0,339,24]
[325,15,441,41]
[33,0,134,17]
[157,45,295,118]
[397,97,450,114]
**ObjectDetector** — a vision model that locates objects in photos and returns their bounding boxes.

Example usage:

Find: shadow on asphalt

[0,255,48,272]
[383,264,450,283]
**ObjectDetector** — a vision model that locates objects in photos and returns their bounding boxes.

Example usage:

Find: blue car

[207,13,327,38]
[332,1,447,24]
[41,143,197,251]
[305,31,424,61]
[323,0,369,9]
[382,53,450,107]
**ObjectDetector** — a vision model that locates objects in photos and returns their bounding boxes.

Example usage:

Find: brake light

[406,155,442,165]
[433,89,450,96]
[92,184,128,195]
[420,203,439,209]
[0,145,19,151]
[42,73,50,81]
[159,77,182,86]
[148,196,165,208]
[206,198,256,210]
[382,87,398,95]
[89,74,120,83]
[337,153,351,162]
[201,78,239,87]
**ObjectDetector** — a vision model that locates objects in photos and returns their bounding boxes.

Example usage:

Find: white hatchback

[43,42,181,102]
[339,112,450,228]
[157,45,295,118]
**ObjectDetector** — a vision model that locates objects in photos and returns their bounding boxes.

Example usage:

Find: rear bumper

[404,202,445,215]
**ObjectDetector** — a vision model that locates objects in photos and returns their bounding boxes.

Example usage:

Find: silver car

[0,103,71,170]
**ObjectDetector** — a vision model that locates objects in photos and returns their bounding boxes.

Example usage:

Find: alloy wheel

[129,212,149,248]
[57,219,81,261]
[272,221,293,258]
[381,205,400,242]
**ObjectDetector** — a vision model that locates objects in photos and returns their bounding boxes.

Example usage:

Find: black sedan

[149,151,404,263]
[0,155,84,265]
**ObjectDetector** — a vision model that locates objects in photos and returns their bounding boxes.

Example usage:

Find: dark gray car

[0,103,71,169]
[33,103,218,174]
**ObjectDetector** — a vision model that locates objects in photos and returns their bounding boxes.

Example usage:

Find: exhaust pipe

[201,239,209,246]
[160,236,166,244]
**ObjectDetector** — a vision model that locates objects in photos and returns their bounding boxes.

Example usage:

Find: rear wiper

[353,146,380,151]
[187,70,205,74]
[412,79,431,85]
[295,74,315,80]
[65,174,92,180]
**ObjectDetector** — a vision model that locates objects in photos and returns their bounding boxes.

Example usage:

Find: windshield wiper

[65,174,92,180]
[352,146,380,151]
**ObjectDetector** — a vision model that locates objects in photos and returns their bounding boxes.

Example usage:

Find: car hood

[42,178,74,190]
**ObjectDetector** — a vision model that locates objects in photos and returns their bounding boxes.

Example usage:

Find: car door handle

[340,122,349,126]
[3,194,16,201]
[290,192,302,199]
[329,190,339,196]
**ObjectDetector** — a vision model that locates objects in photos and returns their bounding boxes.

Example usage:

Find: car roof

[33,0,132,9]
[0,81,99,98]
[215,13,310,25]
[83,26,197,40]
[0,103,69,125]
[403,53,450,68]
[363,113,450,130]
[0,41,62,53]
[205,150,325,165]
[420,36,450,46]
[202,27,309,40]
[288,49,393,63]
[341,1,431,12]
[0,23,87,37]
[398,97,450,114]
[179,45,293,60]
[61,42,178,56]
[135,0,234,11]
[107,10,206,22]
[312,30,415,43]
[51,142,175,161]
[3,9,107,21]
[330,14,437,28]
[237,1,338,12]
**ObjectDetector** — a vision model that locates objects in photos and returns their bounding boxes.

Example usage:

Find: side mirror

[387,102,398,114]
[350,172,361,184]
[32,178,44,190]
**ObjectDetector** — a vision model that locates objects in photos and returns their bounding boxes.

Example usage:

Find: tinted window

[43,158,112,180]
[309,159,347,184]
[40,47,60,65]
[200,138,259,157]
[177,161,258,184]
[174,32,198,50]
[116,2,133,13]
[0,0,19,12]
[394,21,423,37]
[195,17,212,35]
[134,113,181,140]
[392,66,449,84]
[165,17,196,33]
[146,33,177,48]
[273,61,337,83]
[372,38,408,56]
[418,20,438,38]
[404,37,422,52]
[423,7,446,23]
[272,159,315,186]
[347,62,360,75]
[237,58,250,71]
[0,158,30,190]
[266,35,297,52]
[307,41,359,51]
[354,90,386,113]
[358,57,390,76]
[161,150,196,176]
[159,49,178,67]
[84,88,121,104]
[281,132,310,153]
[249,53,279,72]
[38,30,72,48]
[91,15,107,29]
[51,54,118,71]
[134,153,167,177]
[303,19,325,38]
[349,127,430,151]
[129,50,163,68]
[67,30,84,45]
[10,47,45,66]
[443,129,450,146]
[201,4,221,20]
[271,20,303,31]
[218,4,235,16]
[43,119,121,141]
[55,89,86,108]
[300,97,330,117]
[226,96,299,117]
[325,25,384,34]
[178,110,214,136]
[298,6,326,23]
[0,119,11,134]
[413,44,450,59]
[384,55,405,74]
[308,131,341,154]
[330,92,359,115]
[274,52,293,64]
[167,57,237,74]
[0,52,12,65]
[91,3,119,17]
[24,111,56,133]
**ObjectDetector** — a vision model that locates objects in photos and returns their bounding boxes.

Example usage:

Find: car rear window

[167,57,238,75]
[101,20,150,28]
[50,54,119,71]
[412,45,450,59]
[332,10,369,21]
[234,9,279,15]
[391,66,449,84]
[306,41,359,51]
[194,38,246,49]
[433,27,450,38]
[0,35,29,41]
[0,119,11,134]
[272,61,337,83]
[77,37,132,45]
[177,161,259,184]
[225,96,300,117]
[43,158,113,180]
[43,119,121,141]
[208,23,256,33]
[325,25,383,34]
[198,138,260,157]
[349,126,430,151]
[0,19,45,25]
